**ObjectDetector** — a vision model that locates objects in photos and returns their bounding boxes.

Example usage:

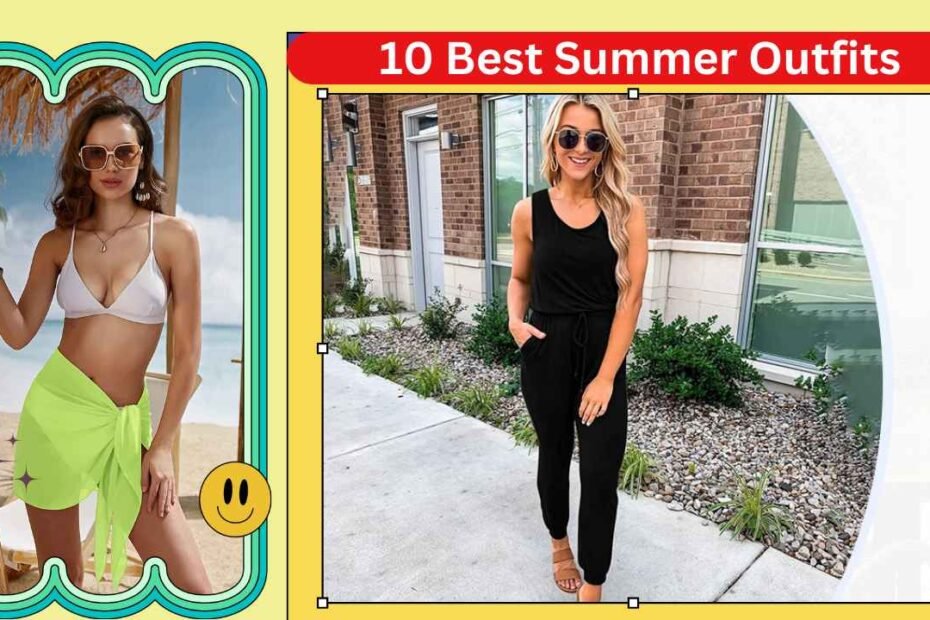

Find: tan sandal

[552,546,581,593]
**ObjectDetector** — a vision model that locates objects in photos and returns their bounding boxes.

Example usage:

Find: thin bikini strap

[149,210,154,252]
[69,222,77,257]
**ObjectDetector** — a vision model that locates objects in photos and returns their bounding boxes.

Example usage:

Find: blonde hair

[539,94,634,308]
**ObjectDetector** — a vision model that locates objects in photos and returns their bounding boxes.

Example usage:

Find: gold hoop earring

[549,153,558,172]
[595,161,603,177]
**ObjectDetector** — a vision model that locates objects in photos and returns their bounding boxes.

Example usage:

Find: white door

[416,139,444,303]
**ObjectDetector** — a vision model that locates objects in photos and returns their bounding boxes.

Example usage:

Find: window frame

[482,93,530,302]
[738,94,865,371]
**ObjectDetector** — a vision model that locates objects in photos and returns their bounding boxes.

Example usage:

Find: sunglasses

[557,128,609,153]
[79,143,143,171]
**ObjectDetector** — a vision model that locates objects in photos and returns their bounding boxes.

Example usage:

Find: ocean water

[0,320,242,427]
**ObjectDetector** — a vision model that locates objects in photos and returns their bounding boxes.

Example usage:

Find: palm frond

[0,67,163,153]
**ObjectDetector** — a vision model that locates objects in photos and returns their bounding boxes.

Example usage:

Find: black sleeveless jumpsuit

[519,187,629,587]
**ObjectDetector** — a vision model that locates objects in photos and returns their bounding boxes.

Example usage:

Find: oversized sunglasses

[557,128,609,153]
[79,143,143,171]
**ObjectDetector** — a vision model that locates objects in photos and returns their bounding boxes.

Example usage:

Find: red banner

[287,32,929,85]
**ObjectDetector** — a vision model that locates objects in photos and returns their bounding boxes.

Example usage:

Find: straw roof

[0,67,163,153]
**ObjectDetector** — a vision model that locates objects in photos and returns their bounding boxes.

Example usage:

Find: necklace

[91,209,137,253]
[554,186,594,210]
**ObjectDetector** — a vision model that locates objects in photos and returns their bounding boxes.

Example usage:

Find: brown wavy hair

[51,95,166,228]
[539,94,635,309]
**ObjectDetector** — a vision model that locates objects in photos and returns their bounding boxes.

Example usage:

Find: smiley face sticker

[199,462,271,537]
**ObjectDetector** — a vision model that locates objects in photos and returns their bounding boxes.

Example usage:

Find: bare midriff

[58,316,164,407]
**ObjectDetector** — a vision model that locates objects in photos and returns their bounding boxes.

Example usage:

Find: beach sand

[0,413,244,594]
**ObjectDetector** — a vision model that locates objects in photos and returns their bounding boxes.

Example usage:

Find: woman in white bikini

[0,95,212,593]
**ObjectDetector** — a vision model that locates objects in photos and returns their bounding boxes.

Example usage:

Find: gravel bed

[339,323,878,578]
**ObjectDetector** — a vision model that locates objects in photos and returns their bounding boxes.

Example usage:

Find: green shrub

[323,294,340,318]
[403,364,450,398]
[379,296,406,314]
[851,415,877,451]
[360,354,405,380]
[798,251,812,268]
[336,338,363,362]
[323,234,346,270]
[420,288,463,341]
[466,293,520,366]
[356,320,374,337]
[498,366,521,397]
[773,249,791,265]
[350,292,376,318]
[446,385,500,420]
[323,322,345,342]
[619,443,659,498]
[794,349,846,416]
[511,414,538,453]
[707,466,793,543]
[629,310,763,407]
[388,314,409,330]
[341,276,371,307]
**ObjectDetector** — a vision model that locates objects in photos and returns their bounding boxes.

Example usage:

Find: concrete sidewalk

[322,347,840,603]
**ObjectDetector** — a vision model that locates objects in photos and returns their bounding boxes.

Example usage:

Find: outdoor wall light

[440,131,462,150]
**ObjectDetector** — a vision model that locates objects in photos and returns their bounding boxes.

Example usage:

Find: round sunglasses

[557,128,609,153]
[79,143,143,171]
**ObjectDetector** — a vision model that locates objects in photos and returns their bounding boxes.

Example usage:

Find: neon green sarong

[12,347,153,588]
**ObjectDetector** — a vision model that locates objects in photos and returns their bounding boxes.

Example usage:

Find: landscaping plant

[466,293,521,366]
[360,353,406,381]
[794,348,847,417]
[404,364,450,398]
[335,338,363,362]
[629,310,764,407]
[510,414,538,453]
[619,442,660,498]
[707,465,793,544]
[445,385,500,421]
[420,287,463,340]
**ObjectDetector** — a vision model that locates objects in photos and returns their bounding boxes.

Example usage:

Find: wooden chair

[0,372,201,592]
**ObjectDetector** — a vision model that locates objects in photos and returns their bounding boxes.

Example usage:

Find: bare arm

[152,217,202,453]
[596,195,648,382]
[0,229,62,350]
[506,197,541,346]
[142,216,202,517]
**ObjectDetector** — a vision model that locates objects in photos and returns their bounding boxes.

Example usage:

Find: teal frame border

[0,42,268,618]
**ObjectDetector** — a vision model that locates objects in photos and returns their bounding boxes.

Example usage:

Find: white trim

[357,246,412,257]
[755,240,861,255]
[443,255,485,268]
[402,103,439,311]
[343,173,358,282]
[749,358,817,387]
[403,103,439,121]
[648,238,748,256]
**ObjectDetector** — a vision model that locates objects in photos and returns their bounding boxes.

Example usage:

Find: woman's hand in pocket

[509,319,546,349]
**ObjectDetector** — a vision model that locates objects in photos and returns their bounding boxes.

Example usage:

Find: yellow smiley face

[199,462,271,537]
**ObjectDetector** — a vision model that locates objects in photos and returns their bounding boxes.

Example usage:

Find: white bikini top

[56,210,168,324]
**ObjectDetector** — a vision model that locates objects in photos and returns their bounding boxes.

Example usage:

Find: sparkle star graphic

[6,433,18,447]
[16,468,36,490]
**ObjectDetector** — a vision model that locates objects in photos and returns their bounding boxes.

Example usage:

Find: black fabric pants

[519,308,629,586]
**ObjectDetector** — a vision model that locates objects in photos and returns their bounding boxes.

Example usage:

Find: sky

[0,66,244,325]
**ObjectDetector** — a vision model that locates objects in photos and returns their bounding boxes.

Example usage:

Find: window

[484,94,558,301]
[742,96,882,424]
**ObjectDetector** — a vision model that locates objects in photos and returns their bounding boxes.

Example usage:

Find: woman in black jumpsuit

[507,94,647,603]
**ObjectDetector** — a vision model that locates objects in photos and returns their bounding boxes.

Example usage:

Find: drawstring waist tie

[529,308,614,402]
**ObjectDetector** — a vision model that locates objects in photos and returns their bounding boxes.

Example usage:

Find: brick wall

[436,95,484,260]
[325,92,765,255]
[676,94,765,242]
[322,96,347,231]
[330,94,484,259]
[610,95,685,240]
